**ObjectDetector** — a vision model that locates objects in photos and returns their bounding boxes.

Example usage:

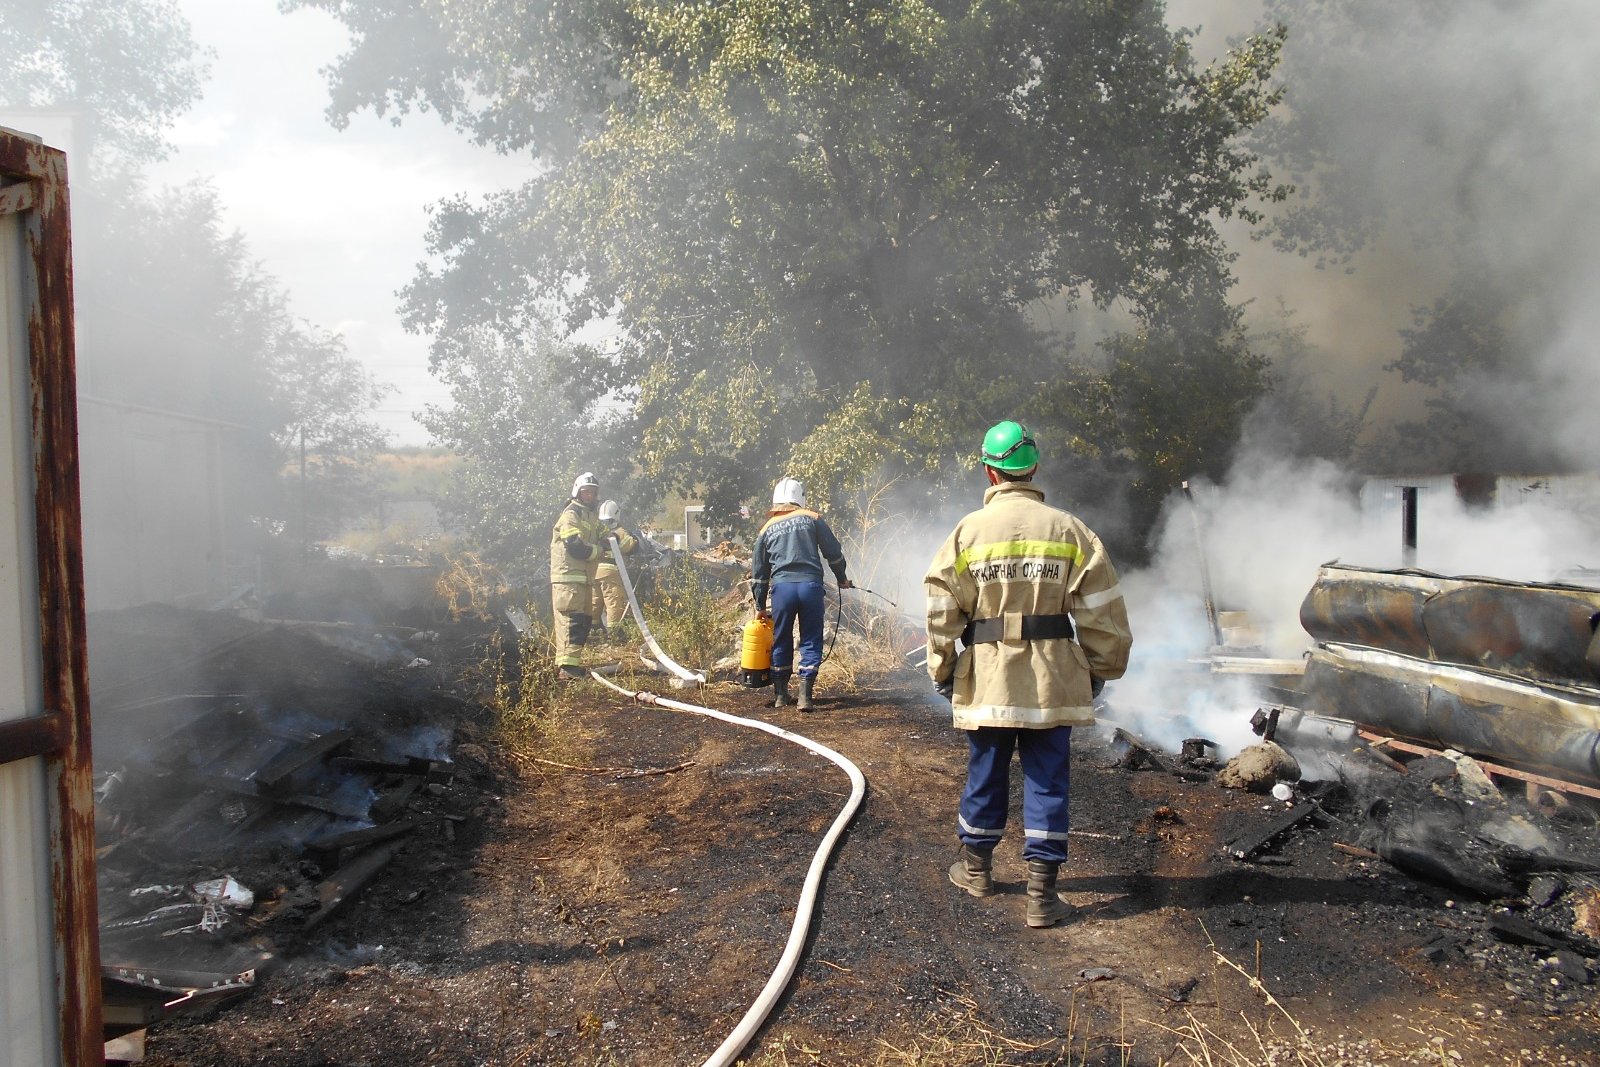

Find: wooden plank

[253,729,353,792]
[1358,731,1600,800]
[1225,801,1320,861]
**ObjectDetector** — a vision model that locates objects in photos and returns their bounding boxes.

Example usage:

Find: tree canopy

[0,0,208,170]
[295,0,1287,552]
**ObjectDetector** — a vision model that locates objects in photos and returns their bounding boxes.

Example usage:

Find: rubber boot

[772,671,794,708]
[796,674,816,712]
[947,844,995,898]
[1025,860,1073,928]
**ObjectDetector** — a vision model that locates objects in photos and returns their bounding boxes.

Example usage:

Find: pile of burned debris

[1105,700,1600,1008]
[88,605,503,1055]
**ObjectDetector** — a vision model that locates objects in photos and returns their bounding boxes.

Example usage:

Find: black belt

[962,613,1075,644]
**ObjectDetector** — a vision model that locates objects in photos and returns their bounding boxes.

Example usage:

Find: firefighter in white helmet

[589,500,639,640]
[549,472,608,680]
[924,421,1132,928]
[751,477,851,710]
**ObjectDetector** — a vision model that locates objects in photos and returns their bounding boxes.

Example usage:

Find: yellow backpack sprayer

[739,613,774,688]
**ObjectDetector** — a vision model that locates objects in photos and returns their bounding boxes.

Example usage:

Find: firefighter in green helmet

[924,421,1133,927]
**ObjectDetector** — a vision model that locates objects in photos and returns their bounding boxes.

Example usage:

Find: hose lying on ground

[609,535,706,685]
[588,670,866,1067]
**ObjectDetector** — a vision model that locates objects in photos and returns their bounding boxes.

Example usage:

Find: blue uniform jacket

[751,507,848,612]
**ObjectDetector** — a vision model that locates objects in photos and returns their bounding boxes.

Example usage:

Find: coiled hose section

[592,539,866,1066]
[589,672,866,1067]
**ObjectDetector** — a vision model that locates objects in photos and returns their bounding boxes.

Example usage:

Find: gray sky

[146,0,526,447]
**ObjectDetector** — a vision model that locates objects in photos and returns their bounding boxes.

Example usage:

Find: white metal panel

[0,187,60,1065]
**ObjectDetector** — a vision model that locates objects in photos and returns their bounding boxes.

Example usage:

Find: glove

[563,533,594,560]
[1090,676,1105,698]
[838,578,854,589]
[934,677,954,701]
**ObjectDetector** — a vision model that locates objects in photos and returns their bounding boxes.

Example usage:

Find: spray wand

[844,585,898,608]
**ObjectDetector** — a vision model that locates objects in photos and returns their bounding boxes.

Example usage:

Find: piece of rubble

[1217,741,1300,792]
[1553,950,1593,984]
[1527,874,1563,908]
[1441,749,1501,804]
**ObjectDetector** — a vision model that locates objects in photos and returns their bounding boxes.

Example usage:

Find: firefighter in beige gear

[550,472,609,680]
[590,500,638,640]
[924,421,1132,928]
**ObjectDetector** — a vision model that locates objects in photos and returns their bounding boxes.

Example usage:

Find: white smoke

[1111,443,1600,756]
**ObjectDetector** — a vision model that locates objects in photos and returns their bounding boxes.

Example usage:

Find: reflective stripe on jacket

[924,480,1132,729]
[751,507,847,611]
[550,498,609,584]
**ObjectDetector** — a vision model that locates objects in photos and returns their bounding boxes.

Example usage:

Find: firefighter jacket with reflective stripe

[924,480,1132,730]
[550,498,609,584]
[593,526,638,578]
[751,507,848,612]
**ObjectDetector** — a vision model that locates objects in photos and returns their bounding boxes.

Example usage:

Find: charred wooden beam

[329,754,454,783]
[1225,801,1321,862]
[304,819,422,871]
[1488,911,1600,957]
[369,777,424,822]
[252,729,353,793]
[303,841,405,932]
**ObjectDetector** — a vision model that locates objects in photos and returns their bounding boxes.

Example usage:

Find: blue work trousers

[957,725,1073,864]
[769,580,825,677]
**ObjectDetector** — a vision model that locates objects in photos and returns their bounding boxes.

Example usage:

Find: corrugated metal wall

[0,146,58,1067]
[0,127,102,1067]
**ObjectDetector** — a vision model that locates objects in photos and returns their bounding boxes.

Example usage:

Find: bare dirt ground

[117,610,1600,1067]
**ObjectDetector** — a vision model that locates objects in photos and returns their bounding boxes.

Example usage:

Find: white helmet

[772,477,806,507]
[598,500,620,523]
[571,472,599,498]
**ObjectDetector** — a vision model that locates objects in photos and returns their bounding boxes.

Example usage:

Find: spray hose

[587,670,866,1067]
[608,535,706,685]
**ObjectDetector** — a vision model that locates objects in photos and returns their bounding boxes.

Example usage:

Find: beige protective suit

[549,497,608,667]
[590,526,639,629]
[924,480,1132,728]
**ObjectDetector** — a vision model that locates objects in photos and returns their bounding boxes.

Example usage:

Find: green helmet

[980,420,1038,473]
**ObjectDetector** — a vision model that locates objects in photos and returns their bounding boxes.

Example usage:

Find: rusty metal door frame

[0,127,102,1066]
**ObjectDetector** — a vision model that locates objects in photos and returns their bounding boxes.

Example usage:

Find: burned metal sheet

[1301,564,1600,690]
[1423,583,1600,687]
[1298,567,1440,658]
[1304,644,1600,783]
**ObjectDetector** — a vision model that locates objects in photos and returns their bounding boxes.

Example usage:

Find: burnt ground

[94,608,1600,1066]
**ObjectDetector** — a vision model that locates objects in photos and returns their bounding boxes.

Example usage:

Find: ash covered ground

[90,605,1600,1066]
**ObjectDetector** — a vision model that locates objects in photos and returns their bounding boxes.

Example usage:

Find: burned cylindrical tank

[1302,644,1600,783]
[1300,564,1600,689]
[1298,564,1600,784]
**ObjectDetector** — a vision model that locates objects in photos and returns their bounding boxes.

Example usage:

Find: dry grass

[640,555,743,672]
[818,477,923,694]
[474,608,581,762]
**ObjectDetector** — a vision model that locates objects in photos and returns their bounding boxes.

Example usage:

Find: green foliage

[482,616,570,756]
[0,0,209,170]
[419,324,602,586]
[639,555,739,671]
[1096,324,1271,541]
[298,0,1288,549]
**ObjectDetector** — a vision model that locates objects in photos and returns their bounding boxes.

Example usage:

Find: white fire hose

[590,670,866,1067]
[593,535,866,1066]
[609,535,706,685]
